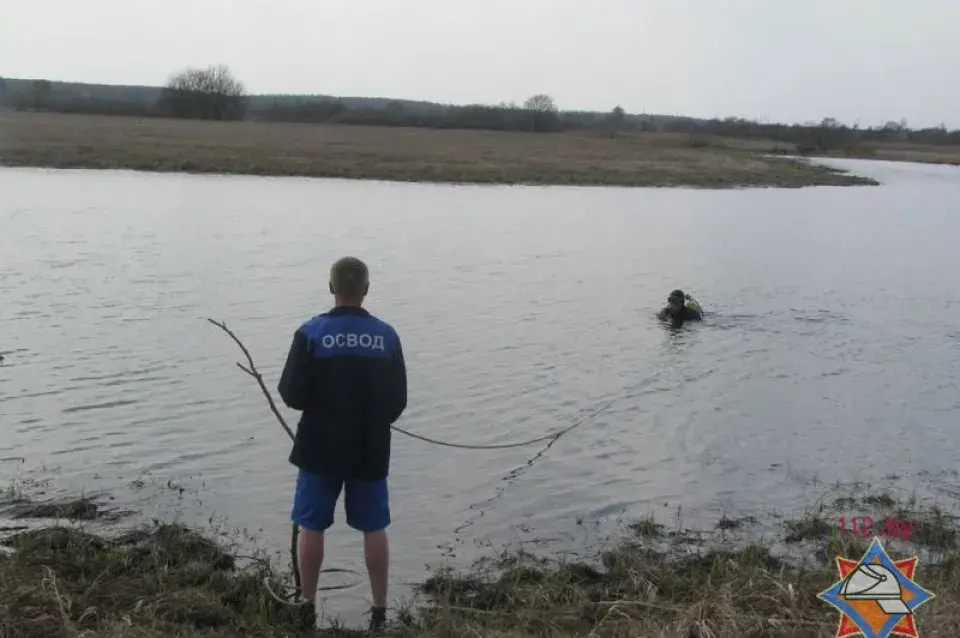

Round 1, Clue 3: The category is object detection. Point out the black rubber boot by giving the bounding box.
[369,605,387,632]
[295,600,316,630]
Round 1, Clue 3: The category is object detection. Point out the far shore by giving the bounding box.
[0,110,906,189]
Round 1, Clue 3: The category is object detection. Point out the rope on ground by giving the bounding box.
[237,552,365,602]
[261,567,365,606]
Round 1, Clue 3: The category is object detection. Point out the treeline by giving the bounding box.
[251,95,614,134]
[3,67,959,148]
[0,67,246,121]
[664,116,960,150]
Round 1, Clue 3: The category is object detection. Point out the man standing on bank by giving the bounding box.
[277,256,407,629]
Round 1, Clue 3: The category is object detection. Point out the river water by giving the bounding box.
[2,159,959,623]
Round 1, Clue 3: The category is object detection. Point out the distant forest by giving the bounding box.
[2,65,959,152]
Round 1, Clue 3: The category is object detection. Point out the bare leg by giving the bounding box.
[363,529,389,608]
[297,526,325,604]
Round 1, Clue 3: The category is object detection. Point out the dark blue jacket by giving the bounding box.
[277,306,407,481]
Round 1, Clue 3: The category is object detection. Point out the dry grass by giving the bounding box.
[0,111,882,188]
[2,485,959,637]
[0,524,316,638]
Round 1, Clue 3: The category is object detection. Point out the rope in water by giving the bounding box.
[391,423,555,449]
[206,317,619,599]
[206,317,607,451]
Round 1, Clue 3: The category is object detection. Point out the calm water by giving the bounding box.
[2,159,960,621]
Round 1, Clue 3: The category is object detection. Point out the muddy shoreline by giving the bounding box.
[2,483,957,637]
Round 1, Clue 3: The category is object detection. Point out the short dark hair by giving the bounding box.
[329,256,369,299]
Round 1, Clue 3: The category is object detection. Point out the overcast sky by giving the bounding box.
[2,0,957,128]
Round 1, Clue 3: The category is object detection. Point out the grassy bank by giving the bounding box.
[3,484,959,637]
[0,111,882,188]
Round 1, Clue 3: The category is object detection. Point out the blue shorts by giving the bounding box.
[291,470,390,533]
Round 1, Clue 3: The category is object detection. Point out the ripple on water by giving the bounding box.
[62,399,139,413]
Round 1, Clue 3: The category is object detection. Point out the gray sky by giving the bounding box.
[3,0,958,128]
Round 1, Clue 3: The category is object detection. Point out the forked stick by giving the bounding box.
[206,317,301,598]
[206,318,295,442]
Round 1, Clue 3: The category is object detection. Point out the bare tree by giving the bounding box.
[600,105,626,138]
[518,94,560,132]
[167,64,244,96]
[523,93,557,112]
[158,64,248,121]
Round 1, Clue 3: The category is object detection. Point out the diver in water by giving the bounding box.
[656,289,703,324]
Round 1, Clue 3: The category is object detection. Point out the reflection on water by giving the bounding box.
[2,160,960,622]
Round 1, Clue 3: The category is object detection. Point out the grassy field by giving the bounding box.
[3,483,959,637]
[0,111,889,188]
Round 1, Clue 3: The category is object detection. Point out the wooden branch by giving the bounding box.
[205,317,302,599]
[205,318,295,442]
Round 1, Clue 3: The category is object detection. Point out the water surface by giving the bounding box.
[2,159,959,621]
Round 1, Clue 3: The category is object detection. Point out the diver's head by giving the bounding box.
[668,289,685,311]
